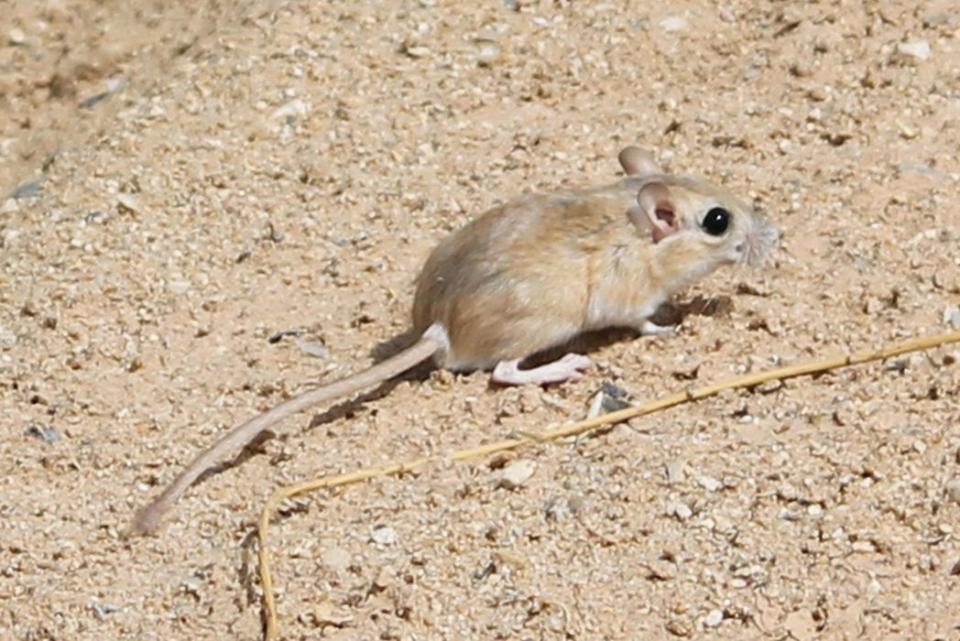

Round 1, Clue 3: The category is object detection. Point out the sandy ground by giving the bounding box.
[2,1,960,639]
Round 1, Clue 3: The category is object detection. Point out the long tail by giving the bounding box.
[131,330,443,534]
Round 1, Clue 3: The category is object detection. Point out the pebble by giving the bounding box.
[91,602,119,620]
[945,479,960,505]
[116,193,142,214]
[25,425,62,442]
[370,525,398,546]
[672,502,693,520]
[10,180,42,200]
[296,339,329,358]
[704,609,724,627]
[897,40,931,61]
[402,43,431,59]
[923,13,960,28]
[499,459,536,489]
[8,28,25,45]
[271,99,309,123]
[665,460,686,484]
[944,306,960,329]
[477,44,500,67]
[659,16,689,32]
[697,475,722,492]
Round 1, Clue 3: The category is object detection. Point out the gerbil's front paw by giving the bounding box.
[640,320,678,336]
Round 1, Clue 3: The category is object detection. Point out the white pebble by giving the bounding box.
[370,525,398,545]
[697,475,722,492]
[945,479,960,504]
[944,306,960,328]
[897,40,931,61]
[659,16,689,32]
[500,459,536,489]
[704,609,724,627]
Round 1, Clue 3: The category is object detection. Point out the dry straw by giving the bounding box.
[257,330,960,640]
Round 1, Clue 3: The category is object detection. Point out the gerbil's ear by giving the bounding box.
[627,181,677,243]
[618,146,662,176]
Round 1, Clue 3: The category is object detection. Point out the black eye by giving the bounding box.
[702,207,730,236]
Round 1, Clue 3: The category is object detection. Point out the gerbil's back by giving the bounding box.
[412,185,639,367]
[412,193,559,333]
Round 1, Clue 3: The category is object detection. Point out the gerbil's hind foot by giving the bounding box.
[640,320,678,336]
[491,353,592,386]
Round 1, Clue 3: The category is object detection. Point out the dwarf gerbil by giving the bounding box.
[132,145,777,533]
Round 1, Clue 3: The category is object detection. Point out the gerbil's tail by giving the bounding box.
[131,325,447,535]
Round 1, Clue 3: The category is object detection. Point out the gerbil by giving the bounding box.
[132,145,777,533]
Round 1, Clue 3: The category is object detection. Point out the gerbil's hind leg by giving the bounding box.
[491,353,592,386]
[640,320,677,336]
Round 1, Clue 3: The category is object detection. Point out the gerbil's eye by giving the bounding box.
[702,207,730,236]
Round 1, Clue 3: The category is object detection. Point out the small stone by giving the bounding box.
[704,609,724,627]
[944,306,960,328]
[665,460,686,484]
[477,44,500,67]
[643,559,676,581]
[116,193,142,214]
[296,340,328,358]
[851,540,875,553]
[697,475,721,492]
[370,525,398,546]
[8,28,25,45]
[402,42,431,59]
[271,99,309,123]
[945,479,960,505]
[779,508,802,521]
[307,601,353,628]
[10,180,42,200]
[659,16,689,32]
[807,504,823,517]
[923,13,960,28]
[91,602,119,620]
[25,425,62,442]
[268,327,305,344]
[665,618,693,637]
[939,523,953,535]
[500,459,536,489]
[545,495,581,521]
[897,40,931,61]
[180,576,203,598]
[672,502,693,520]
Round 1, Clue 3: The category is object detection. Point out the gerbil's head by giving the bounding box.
[623,164,777,282]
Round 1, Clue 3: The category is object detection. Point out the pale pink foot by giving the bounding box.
[491,353,592,386]
[640,320,677,336]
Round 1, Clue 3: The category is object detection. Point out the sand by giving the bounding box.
[2,1,959,639]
